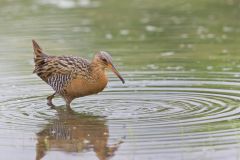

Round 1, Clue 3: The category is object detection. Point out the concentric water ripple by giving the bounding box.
[1,72,240,159]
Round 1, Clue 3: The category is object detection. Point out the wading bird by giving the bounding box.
[32,40,125,109]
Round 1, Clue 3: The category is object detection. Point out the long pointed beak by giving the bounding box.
[109,63,125,84]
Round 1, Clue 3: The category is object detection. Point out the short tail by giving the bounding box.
[32,39,48,58]
[32,40,48,73]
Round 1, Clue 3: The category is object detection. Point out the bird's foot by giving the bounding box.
[47,101,56,108]
[47,93,56,108]
[66,107,74,113]
[47,97,56,108]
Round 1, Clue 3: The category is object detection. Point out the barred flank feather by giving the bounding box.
[48,74,72,93]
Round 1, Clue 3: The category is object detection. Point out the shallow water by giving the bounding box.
[0,0,240,160]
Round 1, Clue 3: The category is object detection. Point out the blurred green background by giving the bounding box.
[0,0,239,74]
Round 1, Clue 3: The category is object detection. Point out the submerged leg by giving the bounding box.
[64,96,73,111]
[66,100,72,110]
[47,92,56,107]
[66,102,73,113]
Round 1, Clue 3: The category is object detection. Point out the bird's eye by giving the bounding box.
[102,58,107,63]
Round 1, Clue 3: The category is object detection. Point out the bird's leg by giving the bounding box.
[64,96,73,110]
[47,92,56,107]
[66,102,71,109]
[66,100,73,111]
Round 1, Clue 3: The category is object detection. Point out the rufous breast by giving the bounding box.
[65,72,108,98]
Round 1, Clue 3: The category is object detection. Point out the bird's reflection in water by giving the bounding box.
[36,107,123,160]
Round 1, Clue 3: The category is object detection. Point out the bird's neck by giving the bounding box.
[90,61,107,80]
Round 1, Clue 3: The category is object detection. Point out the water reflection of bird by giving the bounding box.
[32,40,125,109]
[36,107,123,160]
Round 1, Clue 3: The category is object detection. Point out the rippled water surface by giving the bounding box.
[0,0,240,160]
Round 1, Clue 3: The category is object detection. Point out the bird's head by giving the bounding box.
[94,51,125,84]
